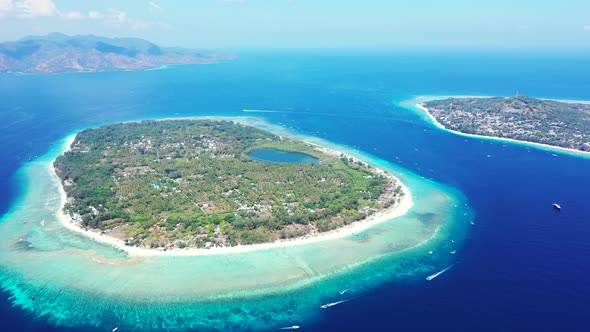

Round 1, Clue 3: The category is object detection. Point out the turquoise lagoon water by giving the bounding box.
[247,148,319,164]
[0,117,470,331]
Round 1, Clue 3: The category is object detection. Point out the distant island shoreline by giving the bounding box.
[3,62,215,76]
[52,118,413,257]
[407,95,590,158]
[0,33,235,74]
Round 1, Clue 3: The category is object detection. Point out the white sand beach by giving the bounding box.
[412,96,590,158]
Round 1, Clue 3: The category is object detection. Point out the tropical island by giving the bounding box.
[0,33,234,74]
[420,96,590,152]
[53,120,406,251]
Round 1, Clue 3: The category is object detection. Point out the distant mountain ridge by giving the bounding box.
[0,33,234,74]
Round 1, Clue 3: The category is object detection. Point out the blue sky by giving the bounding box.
[0,0,589,50]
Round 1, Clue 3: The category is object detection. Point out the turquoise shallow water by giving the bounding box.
[0,117,470,331]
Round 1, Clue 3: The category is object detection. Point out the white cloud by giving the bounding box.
[0,0,13,16]
[15,0,58,17]
[61,10,82,20]
[148,1,161,11]
[0,1,171,31]
[106,8,128,25]
[1,0,82,19]
[88,10,102,20]
[104,8,167,30]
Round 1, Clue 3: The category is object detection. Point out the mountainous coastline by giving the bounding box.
[0,33,234,74]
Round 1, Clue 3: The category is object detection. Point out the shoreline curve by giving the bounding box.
[403,95,590,159]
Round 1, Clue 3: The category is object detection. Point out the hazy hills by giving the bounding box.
[0,33,234,74]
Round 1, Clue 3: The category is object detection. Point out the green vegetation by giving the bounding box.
[54,120,403,249]
[423,96,590,151]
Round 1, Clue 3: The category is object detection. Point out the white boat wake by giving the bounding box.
[426,264,455,281]
[320,299,350,309]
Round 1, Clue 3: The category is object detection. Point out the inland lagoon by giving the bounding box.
[247,148,319,164]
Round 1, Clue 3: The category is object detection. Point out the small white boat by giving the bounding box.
[470,221,475,225]
[321,299,348,309]
[553,203,561,211]
[426,264,455,281]
[278,326,300,330]
[429,251,433,255]
[112,328,119,332]
[339,289,349,295]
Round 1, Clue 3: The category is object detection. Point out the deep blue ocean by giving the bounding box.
[1,52,590,331]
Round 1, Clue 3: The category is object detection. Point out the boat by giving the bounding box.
[429,251,433,255]
[450,250,457,255]
[470,221,475,225]
[339,289,349,295]
[553,203,561,211]
[320,299,348,309]
[112,328,119,332]
[40,219,45,227]
[426,264,455,281]
[278,326,300,330]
